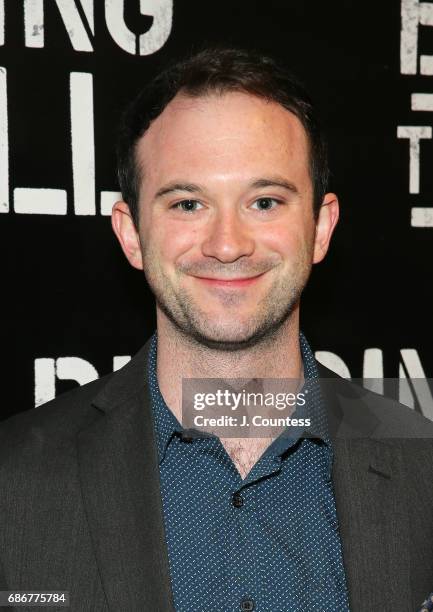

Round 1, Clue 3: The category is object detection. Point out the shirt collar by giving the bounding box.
[148,331,331,465]
[299,330,331,445]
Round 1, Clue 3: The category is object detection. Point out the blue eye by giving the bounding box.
[251,197,280,211]
[172,199,203,212]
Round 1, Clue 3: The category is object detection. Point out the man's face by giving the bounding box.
[114,91,338,350]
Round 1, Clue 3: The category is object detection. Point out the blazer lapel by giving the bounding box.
[332,437,411,611]
[76,341,175,612]
[318,366,411,611]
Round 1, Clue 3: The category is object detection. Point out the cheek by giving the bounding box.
[260,224,303,256]
[259,218,316,267]
[143,215,198,264]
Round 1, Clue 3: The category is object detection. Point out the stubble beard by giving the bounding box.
[141,243,313,352]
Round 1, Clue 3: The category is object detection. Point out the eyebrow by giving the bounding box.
[152,176,299,201]
[153,182,204,200]
[249,177,299,195]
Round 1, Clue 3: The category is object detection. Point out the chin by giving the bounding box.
[196,315,253,338]
[157,291,295,351]
[185,320,277,352]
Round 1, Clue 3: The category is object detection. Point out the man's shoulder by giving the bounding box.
[0,339,152,468]
[358,383,433,438]
[318,363,433,439]
[0,373,114,461]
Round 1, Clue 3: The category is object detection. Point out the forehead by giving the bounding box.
[135,91,311,190]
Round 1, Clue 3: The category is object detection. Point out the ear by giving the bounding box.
[313,193,339,264]
[111,201,144,270]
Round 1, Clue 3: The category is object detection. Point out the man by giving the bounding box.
[1,48,433,612]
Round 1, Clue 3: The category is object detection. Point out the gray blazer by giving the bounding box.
[1,338,433,611]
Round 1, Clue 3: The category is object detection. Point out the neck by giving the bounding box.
[155,306,303,421]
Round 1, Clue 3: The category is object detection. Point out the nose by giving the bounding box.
[201,207,255,263]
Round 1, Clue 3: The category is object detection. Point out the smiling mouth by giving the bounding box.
[192,272,266,288]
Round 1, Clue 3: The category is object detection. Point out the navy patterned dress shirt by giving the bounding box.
[147,331,350,612]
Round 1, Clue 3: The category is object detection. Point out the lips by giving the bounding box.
[192,272,265,288]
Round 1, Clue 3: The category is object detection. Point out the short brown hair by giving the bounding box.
[117,47,329,227]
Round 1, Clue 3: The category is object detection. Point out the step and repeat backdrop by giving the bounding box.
[0,1,432,421]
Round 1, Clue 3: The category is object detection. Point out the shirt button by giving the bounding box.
[232,492,244,508]
[240,597,255,611]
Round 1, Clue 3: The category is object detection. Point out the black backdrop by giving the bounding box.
[1,1,432,421]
